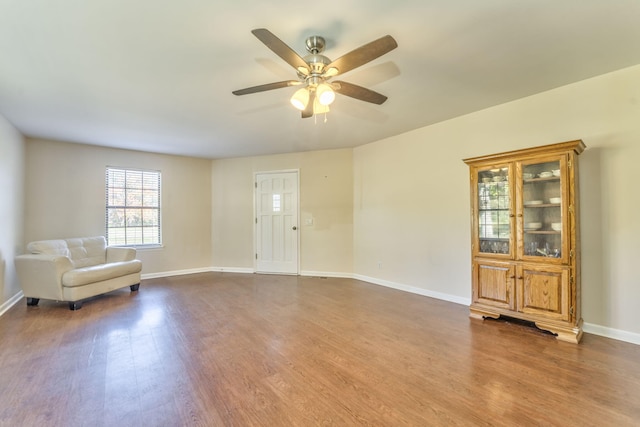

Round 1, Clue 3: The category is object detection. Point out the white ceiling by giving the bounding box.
[1,1,640,159]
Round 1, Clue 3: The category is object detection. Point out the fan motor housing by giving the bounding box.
[303,53,331,74]
[301,36,331,77]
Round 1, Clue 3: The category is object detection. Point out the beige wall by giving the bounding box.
[354,64,640,336]
[24,139,212,275]
[211,149,353,275]
[7,65,640,341]
[0,114,25,311]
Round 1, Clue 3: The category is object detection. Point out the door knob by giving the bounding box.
[292,226,297,230]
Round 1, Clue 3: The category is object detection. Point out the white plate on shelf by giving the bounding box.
[524,200,543,206]
[549,197,561,204]
[539,172,553,178]
[525,222,542,230]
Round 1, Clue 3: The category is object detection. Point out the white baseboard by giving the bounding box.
[210,267,255,274]
[353,274,472,306]
[141,267,214,280]
[300,270,353,279]
[583,322,640,345]
[142,266,255,280]
[0,290,24,316]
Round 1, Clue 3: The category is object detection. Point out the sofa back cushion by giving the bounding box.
[27,236,107,268]
[65,237,107,268]
[27,239,70,257]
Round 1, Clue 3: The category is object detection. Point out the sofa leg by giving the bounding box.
[26,298,40,306]
[69,301,83,310]
[130,283,140,292]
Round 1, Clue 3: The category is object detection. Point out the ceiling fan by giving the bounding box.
[232,28,398,118]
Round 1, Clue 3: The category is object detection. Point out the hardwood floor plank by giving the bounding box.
[1,272,639,426]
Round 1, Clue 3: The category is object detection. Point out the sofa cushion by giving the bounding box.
[62,260,142,287]
[27,239,70,257]
[65,237,107,268]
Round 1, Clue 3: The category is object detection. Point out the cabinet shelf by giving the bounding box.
[524,177,560,183]
[524,203,560,208]
[524,230,561,235]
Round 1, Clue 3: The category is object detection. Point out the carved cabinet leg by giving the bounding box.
[26,298,40,306]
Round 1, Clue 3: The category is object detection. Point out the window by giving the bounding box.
[105,167,161,246]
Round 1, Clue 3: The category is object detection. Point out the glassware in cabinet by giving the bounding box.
[521,159,564,260]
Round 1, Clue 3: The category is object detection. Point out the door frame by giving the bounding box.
[253,169,300,274]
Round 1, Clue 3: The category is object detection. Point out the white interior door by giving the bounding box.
[255,171,299,274]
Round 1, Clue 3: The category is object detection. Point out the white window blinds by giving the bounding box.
[105,167,161,246]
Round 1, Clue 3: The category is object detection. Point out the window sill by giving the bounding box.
[109,244,164,251]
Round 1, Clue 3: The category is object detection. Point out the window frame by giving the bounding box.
[105,166,162,248]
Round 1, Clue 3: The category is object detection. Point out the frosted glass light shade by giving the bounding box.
[290,88,309,110]
[316,83,335,106]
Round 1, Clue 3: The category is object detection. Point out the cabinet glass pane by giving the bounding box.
[477,168,510,254]
[522,160,562,258]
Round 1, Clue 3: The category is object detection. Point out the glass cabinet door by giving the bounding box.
[476,166,512,255]
[521,158,564,260]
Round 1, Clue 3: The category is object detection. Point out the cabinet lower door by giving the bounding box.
[473,261,515,310]
[517,264,570,322]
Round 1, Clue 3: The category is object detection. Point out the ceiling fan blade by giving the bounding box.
[324,35,397,77]
[252,28,311,75]
[333,81,388,105]
[301,90,315,118]
[232,80,302,96]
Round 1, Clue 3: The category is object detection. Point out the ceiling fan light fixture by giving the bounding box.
[233,29,398,119]
[290,88,309,110]
[316,83,335,106]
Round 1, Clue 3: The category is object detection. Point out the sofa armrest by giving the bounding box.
[106,246,137,263]
[14,254,74,300]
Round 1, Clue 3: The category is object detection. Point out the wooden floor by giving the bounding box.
[1,273,639,426]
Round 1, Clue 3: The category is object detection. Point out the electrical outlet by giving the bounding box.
[378,262,382,269]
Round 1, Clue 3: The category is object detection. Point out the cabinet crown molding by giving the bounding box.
[463,140,585,166]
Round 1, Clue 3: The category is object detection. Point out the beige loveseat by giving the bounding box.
[15,236,142,310]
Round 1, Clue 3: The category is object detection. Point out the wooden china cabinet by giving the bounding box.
[463,140,585,343]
